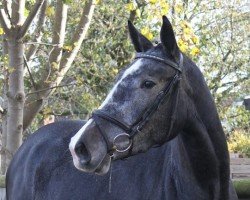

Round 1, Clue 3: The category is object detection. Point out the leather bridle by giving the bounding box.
[91,52,183,156]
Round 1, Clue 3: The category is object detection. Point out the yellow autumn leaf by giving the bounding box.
[46,6,55,17]
[94,0,101,4]
[126,3,136,11]
[160,3,170,15]
[51,62,59,70]
[183,27,192,35]
[136,9,141,18]
[179,44,188,52]
[141,27,149,35]
[0,28,4,35]
[112,68,118,74]
[149,0,157,4]
[178,39,188,52]
[141,27,154,40]
[190,47,200,56]
[175,4,183,13]
[180,20,190,28]
[227,130,250,156]
[43,107,52,116]
[147,14,154,21]
[177,39,184,46]
[63,45,73,51]
[191,35,199,45]
[146,32,154,40]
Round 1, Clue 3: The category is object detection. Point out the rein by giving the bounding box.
[92,53,183,156]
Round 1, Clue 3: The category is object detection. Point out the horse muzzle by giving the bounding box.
[69,119,111,175]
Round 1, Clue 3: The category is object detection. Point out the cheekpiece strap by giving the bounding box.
[135,52,182,73]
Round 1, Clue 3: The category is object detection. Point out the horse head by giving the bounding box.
[69,16,193,175]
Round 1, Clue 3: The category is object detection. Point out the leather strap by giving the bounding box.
[135,53,182,72]
[91,52,183,154]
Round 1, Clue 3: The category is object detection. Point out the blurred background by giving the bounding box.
[0,0,249,173]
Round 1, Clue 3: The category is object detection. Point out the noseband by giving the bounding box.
[92,52,183,156]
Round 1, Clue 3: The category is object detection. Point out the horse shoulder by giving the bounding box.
[6,120,85,200]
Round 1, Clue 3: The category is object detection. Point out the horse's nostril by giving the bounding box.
[74,142,91,165]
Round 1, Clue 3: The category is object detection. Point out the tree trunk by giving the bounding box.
[0,35,9,174]
[0,0,44,172]
[5,39,25,167]
[0,0,95,173]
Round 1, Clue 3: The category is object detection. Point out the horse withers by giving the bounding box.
[7,16,238,200]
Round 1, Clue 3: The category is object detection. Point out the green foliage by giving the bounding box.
[39,0,134,122]
[62,0,73,5]
[14,0,248,144]
[233,179,250,198]
[0,175,5,188]
[228,129,250,157]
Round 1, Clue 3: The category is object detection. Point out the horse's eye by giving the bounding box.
[141,80,156,89]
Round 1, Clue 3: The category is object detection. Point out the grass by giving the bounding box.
[233,179,250,198]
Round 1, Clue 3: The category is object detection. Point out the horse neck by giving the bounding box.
[180,60,230,199]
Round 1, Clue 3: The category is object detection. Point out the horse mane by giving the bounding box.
[182,55,230,199]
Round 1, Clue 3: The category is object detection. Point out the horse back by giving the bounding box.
[6,120,85,200]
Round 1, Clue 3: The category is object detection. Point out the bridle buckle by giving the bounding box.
[113,133,132,153]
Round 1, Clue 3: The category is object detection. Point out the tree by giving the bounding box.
[1,0,248,173]
[32,0,249,137]
[0,0,95,173]
[123,0,249,135]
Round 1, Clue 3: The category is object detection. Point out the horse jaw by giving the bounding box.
[95,154,111,175]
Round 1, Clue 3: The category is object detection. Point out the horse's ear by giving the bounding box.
[128,20,153,52]
[160,16,180,62]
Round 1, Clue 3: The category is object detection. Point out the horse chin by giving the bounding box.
[94,154,111,175]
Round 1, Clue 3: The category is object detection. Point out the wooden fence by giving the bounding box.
[230,158,250,180]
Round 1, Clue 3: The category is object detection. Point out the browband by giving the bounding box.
[135,52,183,72]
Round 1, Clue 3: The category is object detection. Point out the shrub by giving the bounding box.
[227,129,250,157]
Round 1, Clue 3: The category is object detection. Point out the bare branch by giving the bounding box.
[23,0,95,131]
[48,0,68,65]
[0,106,3,114]
[26,83,76,96]
[18,0,45,39]
[25,42,60,46]
[26,0,47,61]
[222,49,231,62]
[11,0,25,26]
[58,0,95,83]
[23,54,37,90]
[188,1,201,20]
[23,99,43,131]
[3,0,12,25]
[0,9,11,35]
